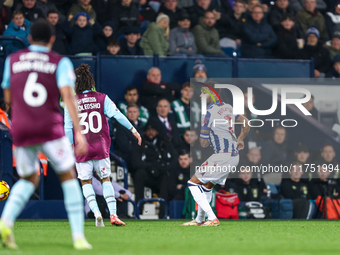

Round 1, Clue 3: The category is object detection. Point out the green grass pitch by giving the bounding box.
[1,220,340,255]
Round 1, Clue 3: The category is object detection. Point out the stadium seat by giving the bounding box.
[118,34,125,41]
[315,100,339,129]
[263,199,293,219]
[221,47,236,57]
[169,200,185,219]
[266,183,278,196]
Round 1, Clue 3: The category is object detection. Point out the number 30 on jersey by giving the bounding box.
[79,112,102,134]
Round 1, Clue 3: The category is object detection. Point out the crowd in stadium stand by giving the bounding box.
[1,0,340,218]
[2,0,340,77]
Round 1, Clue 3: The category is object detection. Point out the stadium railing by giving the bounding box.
[136,198,169,219]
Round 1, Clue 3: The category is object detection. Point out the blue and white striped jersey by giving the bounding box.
[201,102,239,155]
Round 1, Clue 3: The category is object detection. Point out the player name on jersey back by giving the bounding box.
[9,48,64,146]
[13,53,57,74]
[77,97,101,111]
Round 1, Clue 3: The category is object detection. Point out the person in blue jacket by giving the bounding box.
[3,10,31,54]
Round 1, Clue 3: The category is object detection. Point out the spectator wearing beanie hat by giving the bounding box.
[324,31,340,60]
[193,59,207,79]
[141,13,170,56]
[62,12,102,55]
[326,54,340,78]
[169,12,197,56]
[301,26,331,78]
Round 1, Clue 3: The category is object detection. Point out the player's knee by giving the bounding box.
[101,176,110,184]
[23,173,40,187]
[81,179,92,185]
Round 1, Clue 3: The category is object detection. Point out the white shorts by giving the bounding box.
[196,153,239,185]
[76,157,111,180]
[14,136,75,177]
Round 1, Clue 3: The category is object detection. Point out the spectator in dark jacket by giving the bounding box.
[281,162,309,199]
[186,0,215,28]
[274,13,304,59]
[17,0,44,21]
[234,167,267,201]
[131,119,178,209]
[301,26,332,78]
[217,0,246,50]
[167,150,191,201]
[140,67,180,114]
[326,54,340,78]
[119,26,144,55]
[268,0,297,33]
[149,99,181,148]
[3,10,30,54]
[308,165,340,200]
[325,2,340,39]
[158,0,182,29]
[281,162,312,219]
[260,126,288,167]
[0,1,11,35]
[212,0,232,33]
[63,12,102,55]
[314,144,339,179]
[95,21,116,53]
[114,104,144,165]
[301,95,318,120]
[91,0,115,25]
[46,9,68,55]
[111,0,140,36]
[36,0,65,22]
[101,38,122,55]
[169,12,197,56]
[241,4,277,58]
[138,0,157,22]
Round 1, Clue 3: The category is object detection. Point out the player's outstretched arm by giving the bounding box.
[130,127,142,146]
[60,86,88,156]
[104,95,142,146]
[3,89,11,106]
[235,115,250,150]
